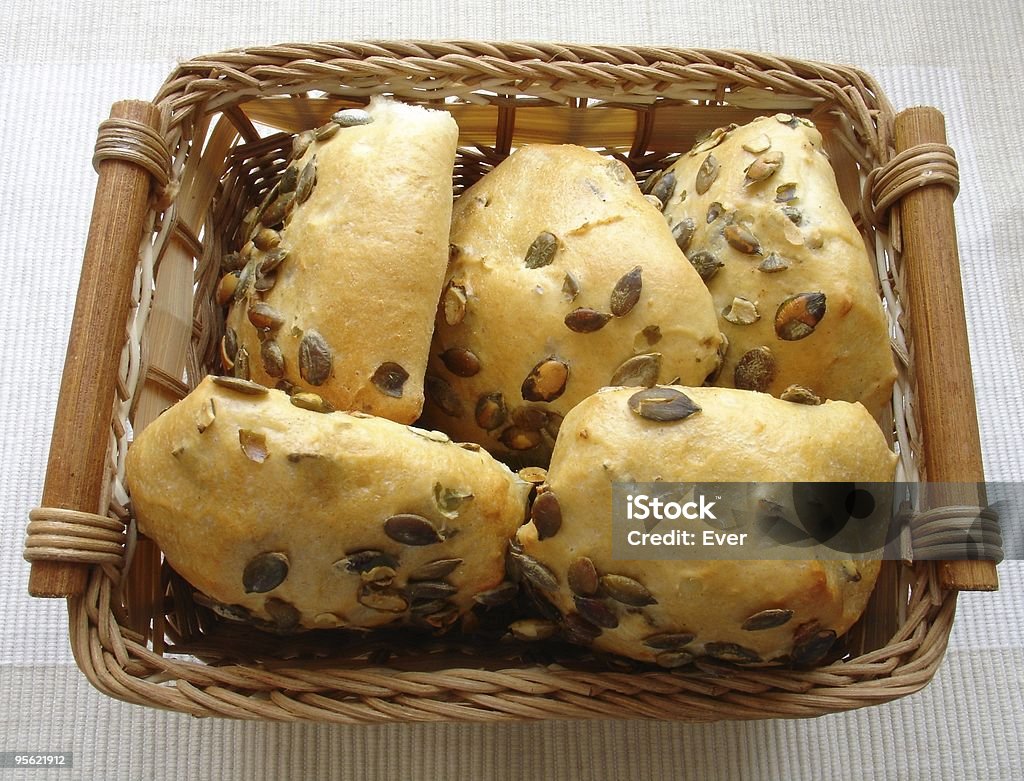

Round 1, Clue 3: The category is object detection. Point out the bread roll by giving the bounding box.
[419,144,722,462]
[223,97,459,423]
[515,385,896,666]
[125,376,530,633]
[657,115,896,418]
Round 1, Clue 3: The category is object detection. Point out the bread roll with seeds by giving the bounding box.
[657,115,896,418]
[125,376,530,633]
[420,144,722,462]
[515,385,896,667]
[223,97,459,423]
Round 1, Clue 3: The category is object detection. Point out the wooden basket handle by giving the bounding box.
[893,107,998,591]
[26,100,166,598]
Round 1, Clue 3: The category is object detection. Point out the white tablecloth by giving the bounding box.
[3,1,1022,779]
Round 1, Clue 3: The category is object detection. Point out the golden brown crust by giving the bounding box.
[227,97,459,423]
[516,386,896,665]
[125,377,530,632]
[661,115,896,419]
[420,144,722,462]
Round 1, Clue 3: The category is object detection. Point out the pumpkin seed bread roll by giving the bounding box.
[515,385,896,667]
[125,376,530,633]
[223,96,459,424]
[420,144,722,463]
[657,115,896,418]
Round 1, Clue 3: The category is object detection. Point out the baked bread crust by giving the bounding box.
[515,385,897,666]
[125,376,530,632]
[660,115,896,418]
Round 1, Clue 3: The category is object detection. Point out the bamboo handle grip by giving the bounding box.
[895,107,998,591]
[28,100,161,598]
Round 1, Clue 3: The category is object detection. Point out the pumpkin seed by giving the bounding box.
[775,113,799,128]
[562,272,581,302]
[611,353,662,387]
[695,154,719,194]
[332,108,373,126]
[434,483,472,517]
[290,391,334,413]
[704,332,729,385]
[258,247,288,275]
[564,307,611,333]
[724,223,762,255]
[567,557,599,597]
[222,327,238,365]
[510,550,558,591]
[706,201,724,224]
[782,206,802,225]
[644,194,664,210]
[690,124,733,155]
[672,217,696,251]
[384,514,446,546]
[473,581,519,607]
[722,297,760,326]
[295,156,317,204]
[233,346,250,380]
[510,618,559,642]
[758,252,790,273]
[261,191,295,227]
[642,169,664,194]
[776,182,798,203]
[500,426,542,451]
[405,580,457,601]
[212,375,267,395]
[650,170,676,205]
[242,552,289,593]
[292,130,315,160]
[562,611,601,642]
[442,281,467,326]
[253,227,281,251]
[408,558,463,581]
[367,362,407,398]
[524,231,558,269]
[627,387,700,423]
[238,429,269,463]
[655,651,694,668]
[644,631,696,650]
[361,565,396,585]
[426,374,464,417]
[357,583,408,613]
[734,347,776,392]
[704,642,762,663]
[742,133,772,154]
[780,384,822,405]
[531,491,562,540]
[335,550,398,574]
[264,598,301,630]
[610,266,642,317]
[744,150,784,186]
[248,302,285,331]
[518,466,547,485]
[792,624,837,665]
[775,292,827,341]
[278,164,299,194]
[511,405,548,430]
[601,573,657,606]
[742,608,795,631]
[574,596,619,629]
[475,391,507,430]
[260,340,285,378]
[440,347,481,377]
[687,250,723,282]
[521,357,569,402]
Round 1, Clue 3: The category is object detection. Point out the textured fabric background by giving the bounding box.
[2,1,1022,779]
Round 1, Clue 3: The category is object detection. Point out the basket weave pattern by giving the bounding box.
[27,42,970,721]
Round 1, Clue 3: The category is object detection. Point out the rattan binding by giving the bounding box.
[25,41,991,721]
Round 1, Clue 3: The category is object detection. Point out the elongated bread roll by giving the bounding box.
[224,97,459,423]
[125,376,530,633]
[420,144,722,462]
[515,385,896,666]
[657,115,896,418]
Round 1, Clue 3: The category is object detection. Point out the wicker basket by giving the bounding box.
[24,42,999,722]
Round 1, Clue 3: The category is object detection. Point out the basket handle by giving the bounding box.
[26,100,165,598]
[892,107,998,591]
